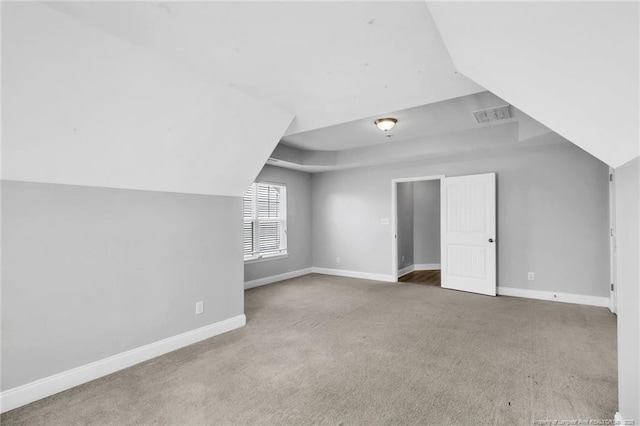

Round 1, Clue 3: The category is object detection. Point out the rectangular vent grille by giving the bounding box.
[473,105,512,124]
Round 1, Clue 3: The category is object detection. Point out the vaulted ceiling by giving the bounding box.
[2,2,293,196]
[428,1,639,168]
[2,1,637,195]
[45,1,483,135]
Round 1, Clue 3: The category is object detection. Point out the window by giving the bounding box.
[243,182,287,261]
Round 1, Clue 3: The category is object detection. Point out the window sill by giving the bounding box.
[244,253,289,264]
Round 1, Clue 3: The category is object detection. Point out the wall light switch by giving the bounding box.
[195,301,204,315]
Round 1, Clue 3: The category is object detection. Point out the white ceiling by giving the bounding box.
[268,127,565,174]
[268,89,558,173]
[2,2,293,196]
[47,1,484,135]
[428,1,639,168]
[281,91,547,152]
[3,1,637,193]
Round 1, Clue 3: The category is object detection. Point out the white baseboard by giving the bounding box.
[415,263,441,270]
[398,265,414,277]
[497,287,609,308]
[311,267,395,283]
[244,267,312,290]
[0,314,246,413]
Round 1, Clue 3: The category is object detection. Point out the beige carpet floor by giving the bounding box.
[1,274,617,425]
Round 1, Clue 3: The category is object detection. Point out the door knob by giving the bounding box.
[488,238,494,243]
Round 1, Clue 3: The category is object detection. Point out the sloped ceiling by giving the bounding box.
[5,1,635,193]
[1,2,293,196]
[3,1,489,195]
[428,1,639,168]
[45,1,483,135]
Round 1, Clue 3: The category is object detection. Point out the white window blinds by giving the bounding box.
[243,182,287,260]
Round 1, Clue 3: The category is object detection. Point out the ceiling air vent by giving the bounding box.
[472,105,512,124]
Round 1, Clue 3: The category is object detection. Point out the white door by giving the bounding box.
[441,173,496,296]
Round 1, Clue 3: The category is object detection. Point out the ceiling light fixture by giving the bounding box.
[374,117,397,132]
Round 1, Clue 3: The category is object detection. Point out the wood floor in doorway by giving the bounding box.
[399,269,440,286]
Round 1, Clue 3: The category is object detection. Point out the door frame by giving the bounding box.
[609,167,617,314]
[391,175,445,282]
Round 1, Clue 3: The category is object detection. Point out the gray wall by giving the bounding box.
[413,180,440,265]
[614,157,639,421]
[396,182,414,271]
[244,165,312,282]
[1,181,244,391]
[311,137,610,297]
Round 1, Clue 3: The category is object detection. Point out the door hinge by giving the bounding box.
[610,228,614,237]
[611,283,614,291]
[609,173,614,182]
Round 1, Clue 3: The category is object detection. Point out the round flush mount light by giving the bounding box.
[374,117,397,132]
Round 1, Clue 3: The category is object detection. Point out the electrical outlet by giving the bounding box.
[336,257,341,264]
[195,301,204,315]
[380,218,390,225]
[528,272,535,281]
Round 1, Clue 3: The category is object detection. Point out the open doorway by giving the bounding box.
[391,175,443,284]
[393,173,497,295]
